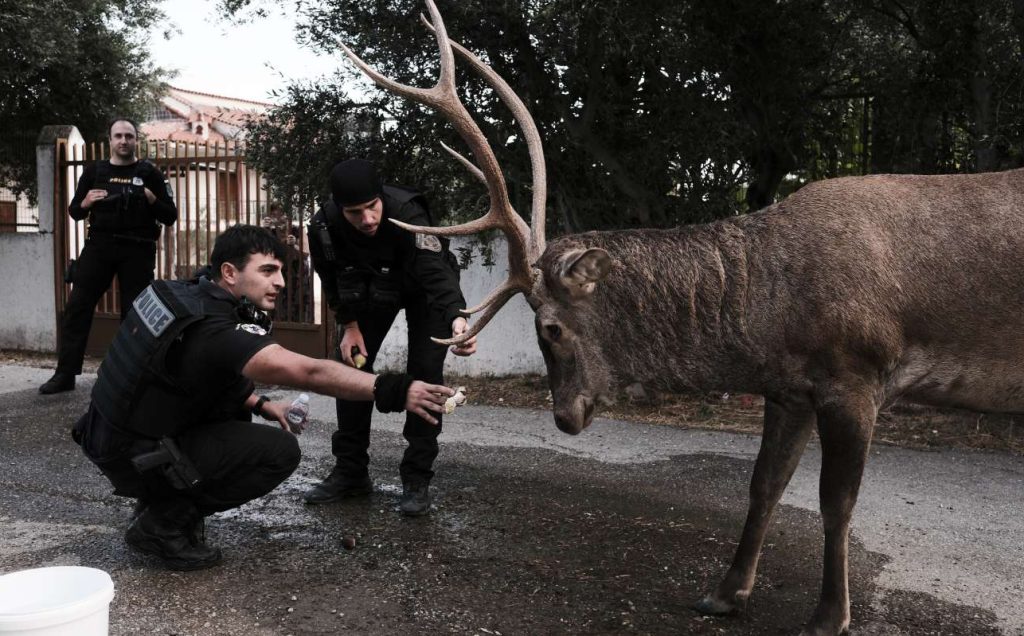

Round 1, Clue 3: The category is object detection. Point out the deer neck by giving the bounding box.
[588,222,768,395]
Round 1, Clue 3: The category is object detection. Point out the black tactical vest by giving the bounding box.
[90,279,204,437]
[88,160,160,236]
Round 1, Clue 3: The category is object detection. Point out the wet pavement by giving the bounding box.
[1,365,1022,635]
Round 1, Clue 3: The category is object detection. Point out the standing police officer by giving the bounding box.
[73,224,454,570]
[40,118,178,394]
[305,158,477,515]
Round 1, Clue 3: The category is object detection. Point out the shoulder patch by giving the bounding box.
[415,233,442,253]
[164,180,174,199]
[236,323,268,336]
[133,286,175,337]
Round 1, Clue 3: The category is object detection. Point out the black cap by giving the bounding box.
[330,159,383,207]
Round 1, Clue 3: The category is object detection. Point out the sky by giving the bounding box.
[146,0,342,103]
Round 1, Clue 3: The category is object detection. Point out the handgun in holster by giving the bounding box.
[130,437,203,490]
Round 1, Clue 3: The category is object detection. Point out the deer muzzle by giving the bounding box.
[554,395,595,435]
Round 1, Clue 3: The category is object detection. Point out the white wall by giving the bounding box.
[374,236,545,376]
[0,126,80,351]
[0,233,55,351]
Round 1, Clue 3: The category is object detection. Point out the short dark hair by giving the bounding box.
[107,117,139,138]
[210,224,287,280]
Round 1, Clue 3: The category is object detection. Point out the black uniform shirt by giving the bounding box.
[164,278,276,420]
[69,160,178,240]
[308,186,465,327]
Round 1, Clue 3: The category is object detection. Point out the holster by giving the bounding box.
[130,437,202,490]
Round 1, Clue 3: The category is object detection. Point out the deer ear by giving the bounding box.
[557,248,612,299]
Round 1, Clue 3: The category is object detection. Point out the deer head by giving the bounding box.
[339,0,615,434]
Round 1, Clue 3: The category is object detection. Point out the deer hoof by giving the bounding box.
[693,594,739,616]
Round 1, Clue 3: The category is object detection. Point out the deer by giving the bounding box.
[337,2,1024,634]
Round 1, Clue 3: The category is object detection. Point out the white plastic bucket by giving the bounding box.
[0,567,115,636]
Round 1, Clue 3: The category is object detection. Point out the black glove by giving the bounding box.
[374,373,414,413]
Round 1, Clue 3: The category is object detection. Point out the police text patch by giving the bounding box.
[415,233,442,253]
[133,286,174,337]
[237,323,268,336]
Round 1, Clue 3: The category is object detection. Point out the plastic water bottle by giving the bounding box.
[286,393,310,434]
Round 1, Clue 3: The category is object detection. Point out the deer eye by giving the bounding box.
[545,324,562,342]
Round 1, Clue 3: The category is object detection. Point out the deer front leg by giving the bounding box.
[696,399,815,615]
[802,390,876,636]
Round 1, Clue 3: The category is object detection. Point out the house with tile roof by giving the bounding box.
[140,86,273,144]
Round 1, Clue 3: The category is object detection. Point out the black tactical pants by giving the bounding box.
[57,236,156,375]
[74,404,300,516]
[332,295,449,485]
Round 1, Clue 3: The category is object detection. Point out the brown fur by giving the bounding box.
[531,168,1024,634]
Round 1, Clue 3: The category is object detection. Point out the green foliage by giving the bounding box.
[0,0,167,201]
[229,0,1024,235]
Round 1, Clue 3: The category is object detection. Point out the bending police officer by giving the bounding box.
[72,225,454,570]
[305,158,477,515]
[40,118,178,394]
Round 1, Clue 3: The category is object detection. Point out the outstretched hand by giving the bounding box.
[405,381,454,425]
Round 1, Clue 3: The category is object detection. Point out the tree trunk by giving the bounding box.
[745,145,791,211]
[967,2,999,172]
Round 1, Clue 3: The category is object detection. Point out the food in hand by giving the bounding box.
[350,346,367,369]
[444,386,468,414]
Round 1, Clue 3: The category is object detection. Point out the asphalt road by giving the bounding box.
[1,364,1021,635]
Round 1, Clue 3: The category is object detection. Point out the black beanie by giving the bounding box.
[330,159,383,207]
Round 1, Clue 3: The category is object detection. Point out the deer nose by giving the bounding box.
[554,412,581,435]
[553,395,595,435]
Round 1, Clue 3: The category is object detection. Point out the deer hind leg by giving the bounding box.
[801,389,877,636]
[696,399,815,615]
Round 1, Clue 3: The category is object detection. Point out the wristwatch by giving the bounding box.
[251,394,270,417]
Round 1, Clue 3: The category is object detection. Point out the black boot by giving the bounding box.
[130,499,148,523]
[303,468,373,505]
[399,481,431,517]
[125,499,222,571]
[39,372,75,394]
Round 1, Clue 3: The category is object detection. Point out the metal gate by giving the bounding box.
[53,135,330,359]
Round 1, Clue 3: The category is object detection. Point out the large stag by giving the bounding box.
[339,2,1024,634]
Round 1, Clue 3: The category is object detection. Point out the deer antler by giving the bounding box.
[338,0,546,345]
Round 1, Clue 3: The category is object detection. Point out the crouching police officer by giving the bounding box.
[304,159,476,515]
[72,224,455,571]
[41,118,178,394]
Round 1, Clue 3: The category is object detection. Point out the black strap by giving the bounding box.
[374,373,414,413]
[251,395,270,417]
